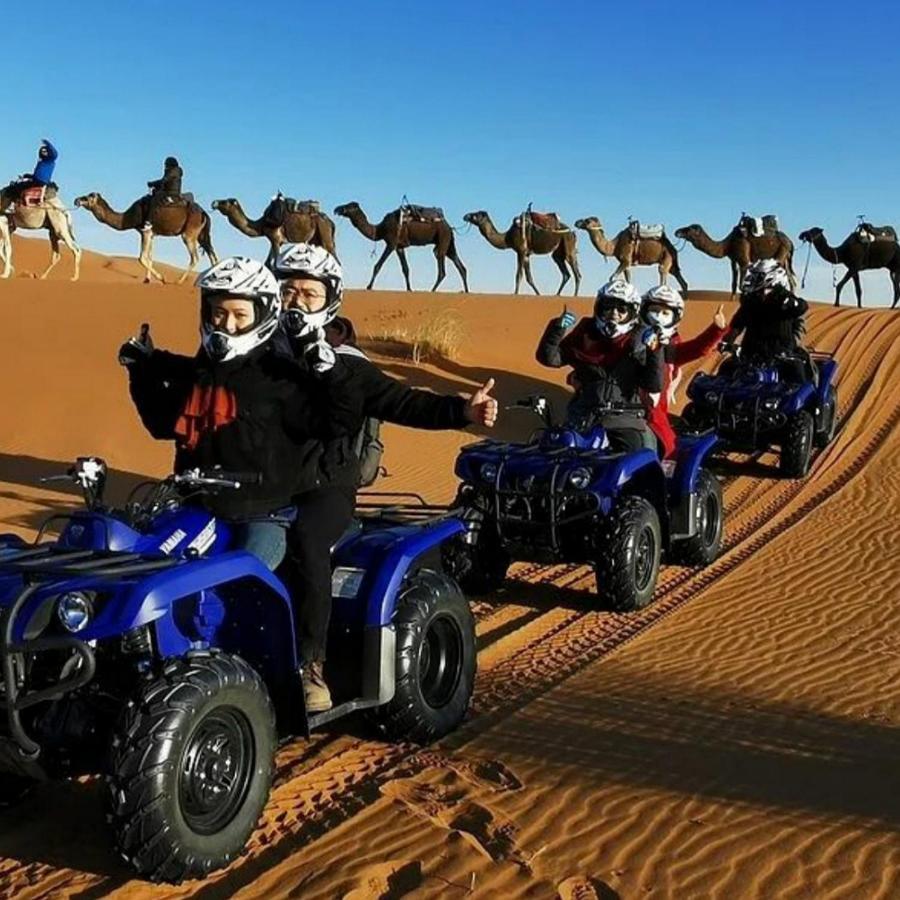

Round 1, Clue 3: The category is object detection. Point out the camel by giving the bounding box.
[574,217,687,292]
[674,223,797,296]
[334,202,468,292]
[0,186,81,280]
[463,210,580,296]
[74,192,217,283]
[799,227,900,308]
[212,197,338,266]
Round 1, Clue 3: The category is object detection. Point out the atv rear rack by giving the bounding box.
[354,491,453,524]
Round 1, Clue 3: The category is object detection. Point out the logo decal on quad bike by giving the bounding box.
[187,519,216,556]
[159,529,187,555]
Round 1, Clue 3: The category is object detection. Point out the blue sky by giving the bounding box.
[7,0,900,303]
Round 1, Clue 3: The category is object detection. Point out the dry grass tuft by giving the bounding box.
[365,308,465,364]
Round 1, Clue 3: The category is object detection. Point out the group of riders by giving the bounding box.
[7,141,810,711]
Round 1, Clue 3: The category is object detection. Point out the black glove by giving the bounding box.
[118,323,153,366]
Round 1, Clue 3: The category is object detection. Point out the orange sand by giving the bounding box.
[0,237,897,899]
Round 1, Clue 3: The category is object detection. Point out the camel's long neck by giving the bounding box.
[93,202,129,231]
[478,217,508,250]
[348,211,378,241]
[691,229,728,258]
[812,233,840,264]
[227,205,263,237]
[588,229,615,256]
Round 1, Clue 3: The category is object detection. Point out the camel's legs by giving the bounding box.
[522,255,540,295]
[367,245,393,290]
[658,260,670,287]
[431,249,446,292]
[551,245,570,296]
[0,218,12,278]
[514,254,524,295]
[891,270,900,310]
[448,248,469,292]
[396,247,412,292]
[852,271,863,308]
[730,261,739,297]
[178,234,201,284]
[611,262,631,283]
[59,230,82,282]
[569,252,581,296]
[139,232,165,283]
[39,230,62,280]
[671,258,689,293]
[833,270,852,306]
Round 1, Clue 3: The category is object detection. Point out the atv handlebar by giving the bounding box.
[171,469,262,490]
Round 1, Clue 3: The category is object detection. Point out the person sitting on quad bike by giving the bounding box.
[536,278,665,453]
[142,155,184,231]
[640,285,728,457]
[4,139,58,209]
[272,242,498,712]
[722,259,811,383]
[119,255,362,704]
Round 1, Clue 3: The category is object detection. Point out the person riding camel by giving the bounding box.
[639,285,728,457]
[537,278,665,453]
[4,140,58,210]
[142,155,184,231]
[721,259,810,382]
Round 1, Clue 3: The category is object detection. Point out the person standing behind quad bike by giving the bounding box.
[721,259,811,383]
[639,285,728,458]
[142,155,184,231]
[537,278,665,453]
[119,256,361,684]
[271,242,499,713]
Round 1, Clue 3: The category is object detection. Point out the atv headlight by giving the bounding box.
[480,462,498,483]
[705,391,720,403]
[332,567,365,599]
[57,591,93,633]
[762,397,780,411]
[568,466,592,490]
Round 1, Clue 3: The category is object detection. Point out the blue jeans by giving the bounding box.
[231,521,287,571]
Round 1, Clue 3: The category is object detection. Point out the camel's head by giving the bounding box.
[798,227,822,244]
[674,224,701,241]
[212,198,238,213]
[574,217,602,231]
[463,211,488,226]
[74,192,102,210]
[334,202,360,218]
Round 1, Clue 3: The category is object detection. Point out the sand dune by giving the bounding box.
[0,258,898,899]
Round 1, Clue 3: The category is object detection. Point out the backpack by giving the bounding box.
[334,344,385,487]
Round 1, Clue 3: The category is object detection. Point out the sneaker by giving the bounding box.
[302,660,332,713]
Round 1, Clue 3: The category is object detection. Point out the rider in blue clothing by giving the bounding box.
[30,140,58,186]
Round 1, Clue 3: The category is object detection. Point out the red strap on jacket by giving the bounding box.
[174,384,238,451]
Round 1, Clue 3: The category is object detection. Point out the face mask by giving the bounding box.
[281,306,331,339]
[644,308,677,341]
[595,315,635,338]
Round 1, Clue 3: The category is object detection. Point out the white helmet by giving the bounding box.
[641,284,684,342]
[594,279,642,337]
[195,256,280,362]
[741,259,791,296]
[273,242,343,338]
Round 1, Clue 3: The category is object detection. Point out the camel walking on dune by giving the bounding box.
[799,227,900,308]
[0,186,81,280]
[212,196,338,267]
[675,222,796,296]
[464,209,580,296]
[74,192,217,283]
[334,202,468,292]
[575,217,687,291]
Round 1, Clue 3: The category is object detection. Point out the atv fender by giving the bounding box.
[593,449,660,501]
[783,383,816,415]
[670,433,718,498]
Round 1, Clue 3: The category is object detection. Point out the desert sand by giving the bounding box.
[0,236,898,899]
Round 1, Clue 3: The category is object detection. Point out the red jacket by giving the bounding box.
[647,322,727,458]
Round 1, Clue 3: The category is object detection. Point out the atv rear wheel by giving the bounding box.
[370,569,476,744]
[815,389,838,449]
[781,410,815,478]
[669,469,724,567]
[594,496,662,612]
[108,653,276,884]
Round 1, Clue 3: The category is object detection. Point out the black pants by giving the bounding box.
[282,486,356,664]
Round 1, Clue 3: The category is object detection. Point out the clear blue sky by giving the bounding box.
[7,0,900,303]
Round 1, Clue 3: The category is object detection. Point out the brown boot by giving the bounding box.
[302,660,332,713]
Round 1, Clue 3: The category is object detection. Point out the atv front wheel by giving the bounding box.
[781,410,815,478]
[370,569,476,744]
[815,389,838,449]
[669,469,724,567]
[594,496,662,612]
[108,653,276,883]
[449,508,509,594]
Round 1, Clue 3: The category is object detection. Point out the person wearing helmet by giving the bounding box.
[271,242,498,712]
[118,255,359,573]
[142,156,184,231]
[722,259,810,381]
[537,278,665,452]
[640,285,728,457]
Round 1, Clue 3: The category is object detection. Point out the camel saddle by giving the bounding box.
[627,220,664,241]
[855,222,897,244]
[400,203,444,224]
[739,214,779,237]
[263,195,320,228]
[527,209,563,231]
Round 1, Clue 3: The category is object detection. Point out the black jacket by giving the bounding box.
[127,342,360,518]
[728,291,807,359]
[148,164,183,197]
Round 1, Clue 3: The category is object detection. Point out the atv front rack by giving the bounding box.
[0,547,182,766]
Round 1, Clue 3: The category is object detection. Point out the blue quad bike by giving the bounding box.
[681,347,838,478]
[444,398,725,611]
[0,458,475,883]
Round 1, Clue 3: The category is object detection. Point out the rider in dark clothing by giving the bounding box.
[143,156,184,230]
[537,279,665,453]
[271,242,498,712]
[722,259,810,382]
